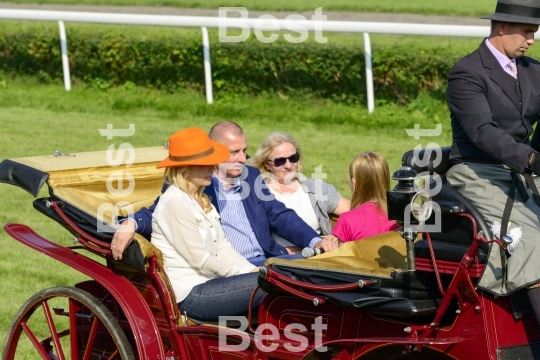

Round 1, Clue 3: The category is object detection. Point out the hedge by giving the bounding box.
[0,29,464,104]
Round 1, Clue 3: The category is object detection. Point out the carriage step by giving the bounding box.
[53,307,95,320]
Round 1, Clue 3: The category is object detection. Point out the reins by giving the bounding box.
[500,172,540,241]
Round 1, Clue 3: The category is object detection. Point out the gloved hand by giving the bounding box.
[531,152,540,176]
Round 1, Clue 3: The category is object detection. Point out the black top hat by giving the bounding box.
[480,0,540,25]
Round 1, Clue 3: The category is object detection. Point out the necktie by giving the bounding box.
[508,60,518,79]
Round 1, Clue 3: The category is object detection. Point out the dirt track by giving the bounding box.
[0,2,487,25]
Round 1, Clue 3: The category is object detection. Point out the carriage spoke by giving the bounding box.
[69,297,79,359]
[42,300,66,360]
[20,322,50,359]
[108,349,120,360]
[82,316,100,360]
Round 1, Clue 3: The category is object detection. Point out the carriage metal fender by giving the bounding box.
[3,223,166,360]
[300,336,465,359]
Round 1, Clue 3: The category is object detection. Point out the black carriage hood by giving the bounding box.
[0,159,49,197]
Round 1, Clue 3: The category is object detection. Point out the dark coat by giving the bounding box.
[132,165,319,257]
[447,40,540,173]
[446,40,540,295]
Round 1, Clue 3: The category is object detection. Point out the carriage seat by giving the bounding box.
[401,147,491,264]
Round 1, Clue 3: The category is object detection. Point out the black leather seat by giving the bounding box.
[33,197,149,272]
[401,148,491,264]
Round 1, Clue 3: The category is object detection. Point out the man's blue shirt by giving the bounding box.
[212,173,264,258]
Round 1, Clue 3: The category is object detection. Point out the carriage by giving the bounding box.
[1,144,539,359]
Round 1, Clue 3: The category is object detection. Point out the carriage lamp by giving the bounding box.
[387,166,433,272]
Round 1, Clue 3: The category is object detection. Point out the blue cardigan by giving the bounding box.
[130,166,319,257]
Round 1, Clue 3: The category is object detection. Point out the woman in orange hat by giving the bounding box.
[151,127,263,322]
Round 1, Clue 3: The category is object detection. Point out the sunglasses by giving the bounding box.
[267,152,300,167]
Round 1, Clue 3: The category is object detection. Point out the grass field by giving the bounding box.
[4,0,496,16]
[0,76,451,356]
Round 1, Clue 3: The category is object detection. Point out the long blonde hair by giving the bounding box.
[349,151,390,212]
[164,166,213,213]
[248,132,303,179]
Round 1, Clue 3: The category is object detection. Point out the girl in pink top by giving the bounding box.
[331,151,400,242]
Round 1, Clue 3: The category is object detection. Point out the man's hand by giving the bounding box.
[314,237,339,252]
[322,234,341,244]
[111,220,136,260]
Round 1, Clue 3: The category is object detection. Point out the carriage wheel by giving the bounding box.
[2,286,135,360]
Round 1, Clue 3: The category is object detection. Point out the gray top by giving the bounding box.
[298,177,342,236]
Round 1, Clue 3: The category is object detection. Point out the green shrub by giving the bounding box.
[0,29,464,104]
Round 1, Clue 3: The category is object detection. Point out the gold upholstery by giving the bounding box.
[265,231,408,277]
[11,146,168,265]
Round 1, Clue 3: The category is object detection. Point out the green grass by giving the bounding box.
[0,75,453,190]
[4,0,496,17]
[0,76,451,356]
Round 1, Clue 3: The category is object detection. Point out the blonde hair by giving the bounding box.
[349,151,390,212]
[164,166,213,213]
[248,132,303,179]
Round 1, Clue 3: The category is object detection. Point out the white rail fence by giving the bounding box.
[0,9,494,112]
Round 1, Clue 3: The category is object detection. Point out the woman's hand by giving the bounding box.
[111,220,135,260]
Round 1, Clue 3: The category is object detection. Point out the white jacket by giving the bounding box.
[151,185,255,302]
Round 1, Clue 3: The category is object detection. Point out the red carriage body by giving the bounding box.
[1,146,539,359]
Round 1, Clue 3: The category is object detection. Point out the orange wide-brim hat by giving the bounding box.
[157,127,230,168]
